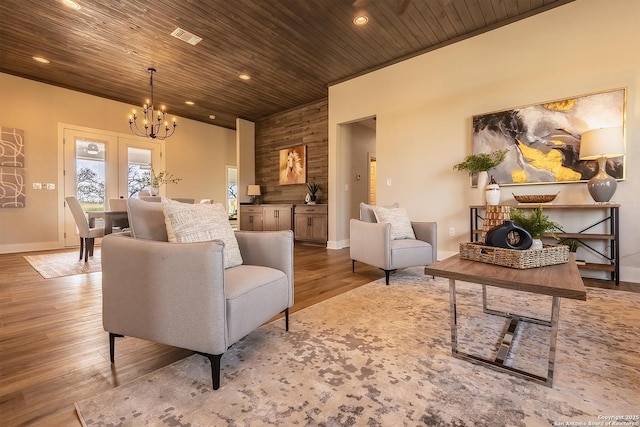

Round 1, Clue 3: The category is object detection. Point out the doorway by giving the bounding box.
[62,126,161,247]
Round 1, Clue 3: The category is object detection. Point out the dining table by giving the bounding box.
[87,210,129,235]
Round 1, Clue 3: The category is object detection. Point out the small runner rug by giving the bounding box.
[24,249,101,279]
[75,268,639,426]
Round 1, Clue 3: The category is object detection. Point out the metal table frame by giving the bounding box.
[449,280,560,387]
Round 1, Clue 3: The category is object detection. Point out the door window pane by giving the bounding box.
[76,139,105,213]
[127,147,152,197]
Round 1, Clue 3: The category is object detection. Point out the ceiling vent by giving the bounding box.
[170,28,202,46]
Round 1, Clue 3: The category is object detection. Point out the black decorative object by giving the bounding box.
[484,220,533,250]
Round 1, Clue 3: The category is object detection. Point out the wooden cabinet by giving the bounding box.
[470,204,620,284]
[263,205,293,231]
[239,206,263,231]
[294,204,328,244]
[240,205,293,231]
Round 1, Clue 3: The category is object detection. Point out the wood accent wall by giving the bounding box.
[255,98,328,204]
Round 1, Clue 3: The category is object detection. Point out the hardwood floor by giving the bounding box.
[0,245,637,426]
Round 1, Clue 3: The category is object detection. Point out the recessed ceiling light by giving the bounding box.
[61,0,81,10]
[239,73,251,81]
[185,101,195,105]
[32,56,50,64]
[353,15,369,26]
[209,115,216,120]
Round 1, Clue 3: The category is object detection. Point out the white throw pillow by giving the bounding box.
[372,206,416,240]
[161,198,243,268]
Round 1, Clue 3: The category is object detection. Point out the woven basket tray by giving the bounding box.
[459,242,569,269]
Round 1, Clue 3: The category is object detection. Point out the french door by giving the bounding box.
[63,127,161,247]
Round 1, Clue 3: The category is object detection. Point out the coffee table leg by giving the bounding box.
[450,283,561,387]
[449,279,458,355]
[547,296,561,387]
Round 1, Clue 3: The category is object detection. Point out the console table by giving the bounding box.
[470,204,620,284]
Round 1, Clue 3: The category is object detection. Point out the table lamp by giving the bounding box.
[247,184,261,205]
[579,127,624,203]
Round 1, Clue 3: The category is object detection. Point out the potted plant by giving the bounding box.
[453,149,508,175]
[510,206,560,249]
[306,182,321,204]
[453,149,508,204]
[147,169,181,195]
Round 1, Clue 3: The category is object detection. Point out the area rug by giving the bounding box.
[24,249,101,279]
[75,268,640,426]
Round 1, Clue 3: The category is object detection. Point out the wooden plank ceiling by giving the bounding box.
[0,0,573,130]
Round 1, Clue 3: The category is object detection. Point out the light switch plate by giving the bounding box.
[33,182,42,190]
[46,183,56,190]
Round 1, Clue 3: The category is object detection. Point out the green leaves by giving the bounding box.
[453,149,508,174]
[149,169,182,187]
[510,206,560,239]
[307,182,320,195]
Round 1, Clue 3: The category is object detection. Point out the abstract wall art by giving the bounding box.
[0,127,26,207]
[0,167,26,208]
[1,127,25,167]
[471,88,625,186]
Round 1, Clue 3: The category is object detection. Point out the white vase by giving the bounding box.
[476,171,488,204]
[531,238,543,250]
[485,183,501,205]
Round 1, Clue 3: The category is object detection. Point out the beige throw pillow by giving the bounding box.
[360,202,400,223]
[161,199,243,268]
[372,206,416,240]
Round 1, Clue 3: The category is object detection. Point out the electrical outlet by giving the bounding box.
[386,179,392,186]
[449,227,456,236]
[33,182,42,190]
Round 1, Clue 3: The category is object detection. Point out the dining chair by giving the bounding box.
[65,196,105,262]
[172,198,195,204]
[107,198,127,211]
[139,196,161,202]
[107,198,130,232]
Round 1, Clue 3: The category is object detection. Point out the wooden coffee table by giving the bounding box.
[424,254,586,387]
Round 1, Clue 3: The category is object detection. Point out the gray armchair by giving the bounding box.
[350,203,437,285]
[102,198,294,389]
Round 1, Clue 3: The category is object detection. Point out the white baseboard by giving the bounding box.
[327,239,349,250]
[0,241,63,254]
[620,266,640,284]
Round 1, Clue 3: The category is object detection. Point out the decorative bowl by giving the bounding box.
[512,193,559,204]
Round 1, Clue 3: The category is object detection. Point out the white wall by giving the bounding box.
[328,0,640,282]
[0,73,235,253]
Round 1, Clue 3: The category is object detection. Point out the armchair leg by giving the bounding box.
[109,333,124,363]
[202,353,223,390]
[383,269,392,285]
[283,307,289,331]
[352,260,355,272]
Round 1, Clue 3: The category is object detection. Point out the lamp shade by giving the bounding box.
[247,185,261,196]
[579,127,624,160]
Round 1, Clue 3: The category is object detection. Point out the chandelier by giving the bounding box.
[128,68,177,140]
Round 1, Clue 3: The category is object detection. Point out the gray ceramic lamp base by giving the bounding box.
[587,158,617,203]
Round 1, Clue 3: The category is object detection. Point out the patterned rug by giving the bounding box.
[74,268,640,426]
[24,249,101,279]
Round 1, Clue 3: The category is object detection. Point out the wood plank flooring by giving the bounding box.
[0,245,637,426]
